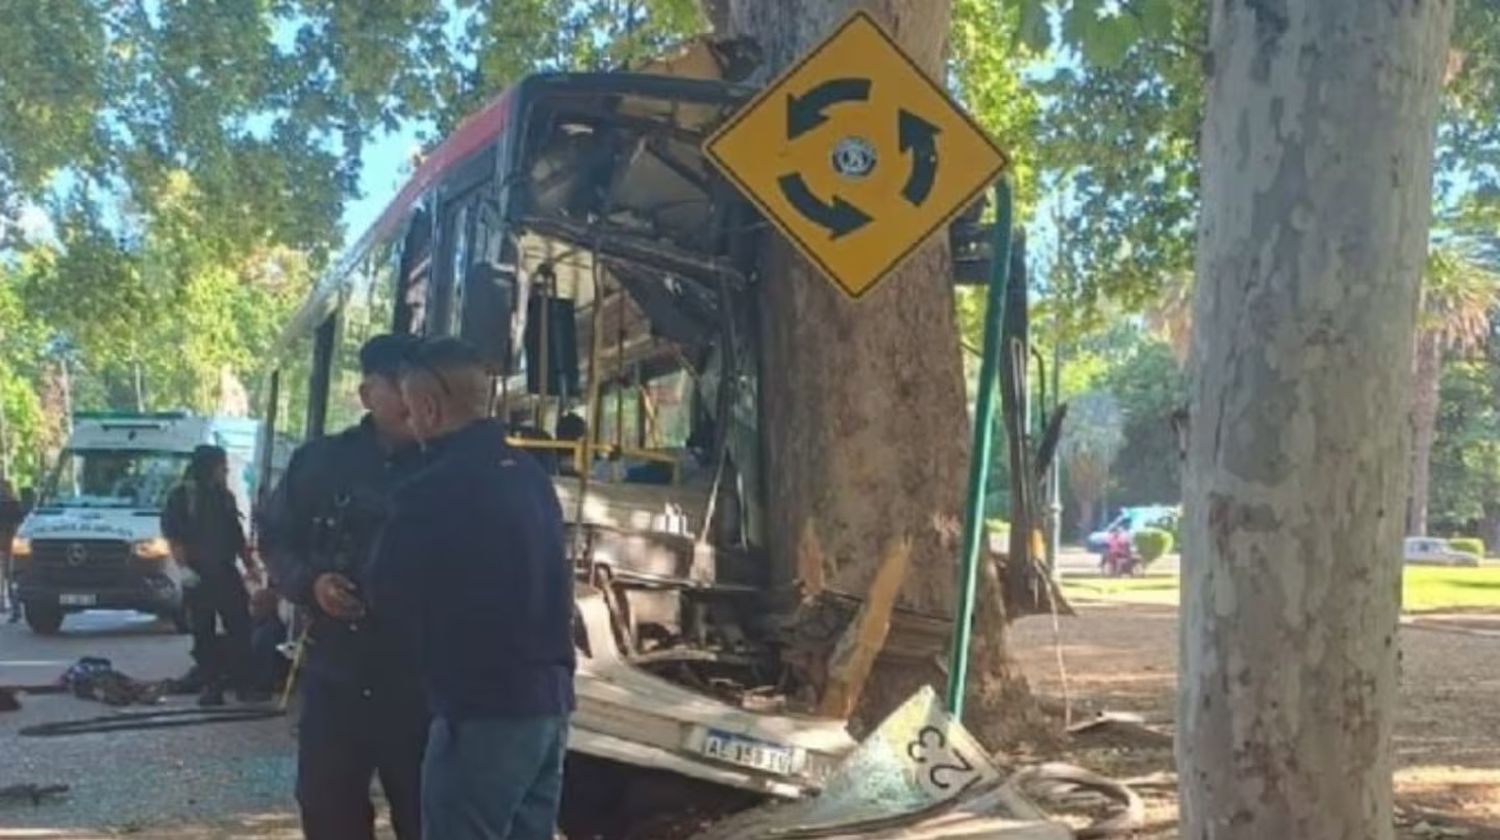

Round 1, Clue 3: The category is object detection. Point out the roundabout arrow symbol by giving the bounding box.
[777,173,872,239]
[786,78,872,139]
[898,109,940,206]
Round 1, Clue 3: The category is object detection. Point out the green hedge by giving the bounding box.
[1449,537,1485,557]
[1133,528,1174,563]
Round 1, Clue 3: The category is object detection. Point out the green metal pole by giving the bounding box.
[946,179,1014,719]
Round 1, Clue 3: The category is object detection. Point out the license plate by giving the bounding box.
[59,593,97,607]
[701,729,794,775]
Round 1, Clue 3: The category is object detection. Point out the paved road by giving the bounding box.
[0,610,300,837]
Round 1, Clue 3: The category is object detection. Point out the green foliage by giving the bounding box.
[1059,388,1122,530]
[1440,0,1500,218]
[1430,360,1500,536]
[1448,537,1485,557]
[0,1,108,193]
[1097,329,1185,507]
[1132,527,1173,563]
[1036,9,1205,321]
[1026,0,1498,327]
[448,0,703,131]
[0,1,702,477]
[1,264,51,485]
[0,170,311,478]
[951,0,1043,214]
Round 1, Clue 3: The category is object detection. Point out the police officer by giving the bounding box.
[259,334,427,840]
[161,445,263,706]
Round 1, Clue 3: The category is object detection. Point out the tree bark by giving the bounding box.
[716,0,1036,743]
[1181,2,1454,839]
[1407,329,1441,535]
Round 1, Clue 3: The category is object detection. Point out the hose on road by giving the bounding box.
[19,705,284,737]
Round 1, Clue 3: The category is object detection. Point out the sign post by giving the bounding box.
[945,181,1012,720]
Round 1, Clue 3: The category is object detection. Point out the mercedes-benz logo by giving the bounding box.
[67,543,88,567]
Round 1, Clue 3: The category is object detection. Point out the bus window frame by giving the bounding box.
[306,313,337,440]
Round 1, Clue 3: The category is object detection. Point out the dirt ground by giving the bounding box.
[1007,602,1500,839]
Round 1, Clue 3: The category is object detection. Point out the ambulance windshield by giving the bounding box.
[41,449,192,510]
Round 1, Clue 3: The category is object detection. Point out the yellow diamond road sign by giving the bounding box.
[704,11,1009,299]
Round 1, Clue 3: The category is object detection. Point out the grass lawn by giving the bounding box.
[1061,564,1500,613]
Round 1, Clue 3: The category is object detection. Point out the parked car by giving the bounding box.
[1403,536,1481,567]
[1086,505,1181,554]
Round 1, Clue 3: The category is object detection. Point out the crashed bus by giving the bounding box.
[257,39,1003,833]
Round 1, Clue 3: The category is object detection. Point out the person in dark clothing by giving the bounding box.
[370,337,575,840]
[161,446,265,706]
[1,478,24,618]
[258,333,428,840]
[12,487,31,623]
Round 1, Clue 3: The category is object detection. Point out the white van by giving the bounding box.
[9,412,278,634]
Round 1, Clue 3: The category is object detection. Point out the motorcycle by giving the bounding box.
[1100,538,1141,577]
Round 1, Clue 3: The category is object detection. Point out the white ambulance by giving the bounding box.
[9,412,277,634]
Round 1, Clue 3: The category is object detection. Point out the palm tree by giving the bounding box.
[1061,390,1125,533]
[1409,245,1500,535]
[1144,270,1194,367]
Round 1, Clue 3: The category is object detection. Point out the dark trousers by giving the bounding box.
[187,576,252,690]
[422,715,569,840]
[297,678,428,840]
[249,618,289,693]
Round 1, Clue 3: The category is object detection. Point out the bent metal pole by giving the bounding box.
[946,179,1013,720]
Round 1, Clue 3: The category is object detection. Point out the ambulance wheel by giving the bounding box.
[25,603,63,635]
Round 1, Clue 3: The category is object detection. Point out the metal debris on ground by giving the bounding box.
[1065,711,1173,749]
[690,686,1071,839]
[1011,763,1144,839]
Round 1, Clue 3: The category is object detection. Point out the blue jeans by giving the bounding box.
[422,715,569,840]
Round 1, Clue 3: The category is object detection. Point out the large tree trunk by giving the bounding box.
[1181,2,1453,838]
[713,0,1036,743]
[1408,329,1441,535]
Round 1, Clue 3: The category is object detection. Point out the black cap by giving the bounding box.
[404,336,484,374]
[359,334,421,378]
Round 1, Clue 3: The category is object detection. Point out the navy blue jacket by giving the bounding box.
[259,418,427,694]
[368,419,575,720]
